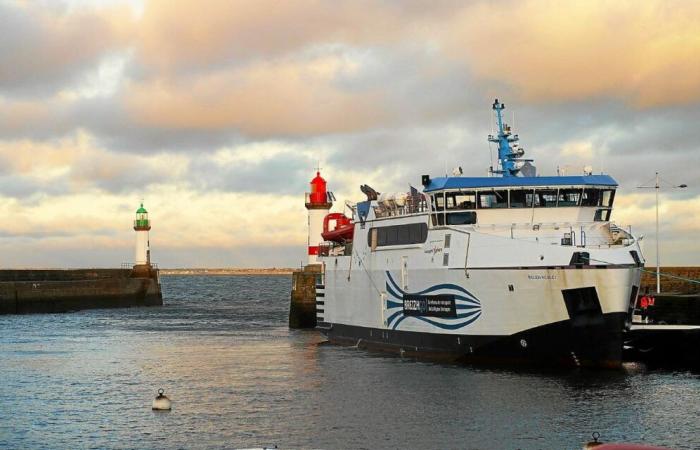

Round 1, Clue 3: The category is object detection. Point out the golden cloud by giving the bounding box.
[135,0,406,71]
[446,0,700,107]
[124,57,391,135]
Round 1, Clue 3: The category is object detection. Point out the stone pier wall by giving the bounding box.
[0,269,163,315]
[289,264,322,328]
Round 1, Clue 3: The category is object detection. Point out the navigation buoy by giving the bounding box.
[583,432,603,449]
[152,388,172,411]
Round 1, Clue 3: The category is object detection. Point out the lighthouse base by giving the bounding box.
[0,268,163,315]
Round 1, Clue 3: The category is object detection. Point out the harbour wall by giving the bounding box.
[0,269,162,315]
[289,264,321,328]
[640,266,700,294]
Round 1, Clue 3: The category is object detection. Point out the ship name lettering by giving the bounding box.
[528,274,557,280]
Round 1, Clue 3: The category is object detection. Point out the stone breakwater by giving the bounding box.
[0,269,162,315]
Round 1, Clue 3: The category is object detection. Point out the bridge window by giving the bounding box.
[446,192,476,210]
[477,190,508,208]
[558,189,581,206]
[432,193,445,211]
[368,223,428,248]
[534,189,558,207]
[601,189,615,208]
[510,189,534,208]
[594,209,611,222]
[447,211,477,225]
[581,188,601,206]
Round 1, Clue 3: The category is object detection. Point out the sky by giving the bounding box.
[0,0,699,268]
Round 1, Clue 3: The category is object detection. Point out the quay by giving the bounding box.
[624,324,700,367]
[0,268,162,314]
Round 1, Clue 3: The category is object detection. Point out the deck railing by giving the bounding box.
[374,195,428,218]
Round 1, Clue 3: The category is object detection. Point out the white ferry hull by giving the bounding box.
[317,264,640,368]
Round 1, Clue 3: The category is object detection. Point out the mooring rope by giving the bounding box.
[352,250,385,297]
[584,256,700,286]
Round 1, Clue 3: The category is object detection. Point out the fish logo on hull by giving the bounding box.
[384,271,482,330]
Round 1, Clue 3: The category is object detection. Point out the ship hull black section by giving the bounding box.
[318,312,627,368]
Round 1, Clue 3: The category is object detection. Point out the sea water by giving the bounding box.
[1,275,698,449]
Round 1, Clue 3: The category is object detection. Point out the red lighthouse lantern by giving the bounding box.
[305,170,333,264]
[309,172,328,205]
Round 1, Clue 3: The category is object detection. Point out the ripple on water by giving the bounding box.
[0,275,698,449]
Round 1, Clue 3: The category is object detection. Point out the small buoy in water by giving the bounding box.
[152,388,172,411]
[583,432,603,449]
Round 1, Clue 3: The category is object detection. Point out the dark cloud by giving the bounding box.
[0,2,124,98]
[0,175,71,199]
[187,151,312,195]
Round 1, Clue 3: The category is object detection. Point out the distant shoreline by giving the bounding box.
[159,268,295,276]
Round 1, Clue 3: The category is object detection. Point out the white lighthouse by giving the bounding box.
[133,202,151,267]
[305,171,333,265]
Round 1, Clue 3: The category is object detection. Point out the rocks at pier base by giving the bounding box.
[0,268,163,315]
[289,264,322,329]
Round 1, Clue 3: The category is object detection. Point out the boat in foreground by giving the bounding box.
[315,100,643,368]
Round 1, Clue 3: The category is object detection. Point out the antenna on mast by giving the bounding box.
[487,99,534,177]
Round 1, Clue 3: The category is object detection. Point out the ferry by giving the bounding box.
[315,100,644,368]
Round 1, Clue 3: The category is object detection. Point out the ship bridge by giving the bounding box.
[423,174,618,225]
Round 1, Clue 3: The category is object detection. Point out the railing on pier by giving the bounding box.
[121,262,159,269]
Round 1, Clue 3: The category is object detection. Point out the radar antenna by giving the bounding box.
[487,99,534,177]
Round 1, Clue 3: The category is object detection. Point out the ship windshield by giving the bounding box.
[446,192,476,210]
[477,190,508,208]
[601,189,615,207]
[432,193,445,211]
[510,189,534,208]
[426,186,616,226]
[534,189,558,207]
[558,189,582,206]
[582,188,615,207]
[581,189,601,206]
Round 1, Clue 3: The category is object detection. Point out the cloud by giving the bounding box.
[0,132,186,198]
[123,53,393,136]
[0,1,130,97]
[134,0,410,72]
[446,0,700,107]
[614,192,700,266]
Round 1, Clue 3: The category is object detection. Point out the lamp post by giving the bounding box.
[638,172,687,293]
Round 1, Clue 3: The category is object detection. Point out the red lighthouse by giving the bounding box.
[305,171,333,264]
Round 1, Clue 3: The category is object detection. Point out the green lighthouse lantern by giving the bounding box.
[134,203,151,231]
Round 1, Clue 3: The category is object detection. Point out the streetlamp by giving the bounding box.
[637,172,688,294]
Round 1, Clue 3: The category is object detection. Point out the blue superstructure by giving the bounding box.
[488,99,531,177]
[424,175,618,192]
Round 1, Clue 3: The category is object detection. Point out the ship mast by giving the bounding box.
[488,99,530,177]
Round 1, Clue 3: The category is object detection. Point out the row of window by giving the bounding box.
[434,188,615,210]
[368,223,428,248]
